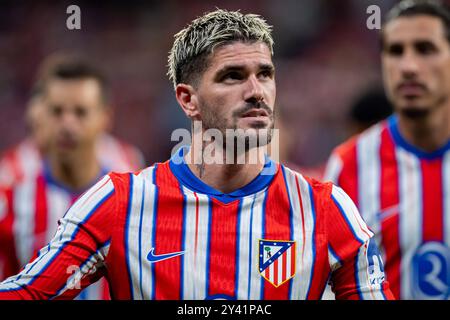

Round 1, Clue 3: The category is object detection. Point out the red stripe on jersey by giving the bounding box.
[379,128,401,299]
[336,138,359,207]
[207,198,239,298]
[0,188,20,279]
[107,173,133,299]
[282,251,287,282]
[34,175,48,254]
[305,178,331,300]
[421,159,444,242]
[263,171,291,299]
[153,162,185,300]
[274,258,279,286]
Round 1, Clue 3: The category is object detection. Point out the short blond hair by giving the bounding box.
[167,9,274,89]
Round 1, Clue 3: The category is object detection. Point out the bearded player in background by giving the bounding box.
[0,9,392,300]
[0,55,145,189]
[325,0,450,299]
[0,55,145,299]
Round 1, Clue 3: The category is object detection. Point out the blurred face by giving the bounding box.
[43,78,108,159]
[382,15,450,117]
[194,41,276,144]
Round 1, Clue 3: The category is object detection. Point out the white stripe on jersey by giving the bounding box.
[17,140,41,179]
[126,173,144,299]
[46,185,71,247]
[247,190,267,299]
[126,167,157,300]
[323,153,343,184]
[396,148,422,300]
[138,167,158,300]
[189,191,211,300]
[444,152,450,247]
[354,240,386,300]
[180,187,212,299]
[5,175,114,288]
[235,193,258,299]
[332,186,374,242]
[181,186,196,300]
[357,124,382,233]
[289,172,315,299]
[13,179,36,267]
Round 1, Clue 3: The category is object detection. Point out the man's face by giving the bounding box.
[194,41,276,145]
[382,15,450,117]
[43,78,108,159]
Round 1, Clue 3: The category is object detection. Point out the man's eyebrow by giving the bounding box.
[215,63,275,75]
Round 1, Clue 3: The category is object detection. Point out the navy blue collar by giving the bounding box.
[169,146,278,203]
[43,159,109,196]
[388,114,450,160]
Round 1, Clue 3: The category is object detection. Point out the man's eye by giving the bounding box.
[74,106,87,119]
[223,72,243,81]
[50,105,63,117]
[416,42,437,55]
[259,70,273,78]
[386,44,403,56]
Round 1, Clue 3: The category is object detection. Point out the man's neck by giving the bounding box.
[397,105,450,153]
[48,151,101,191]
[185,144,266,194]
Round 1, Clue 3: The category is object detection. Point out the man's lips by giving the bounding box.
[240,109,269,118]
[56,138,77,149]
[396,83,427,97]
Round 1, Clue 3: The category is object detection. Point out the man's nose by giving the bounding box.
[244,75,264,103]
[59,111,78,130]
[398,50,420,78]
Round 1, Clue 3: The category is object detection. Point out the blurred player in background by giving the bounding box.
[321,87,393,300]
[325,0,450,299]
[0,55,145,299]
[0,55,145,188]
[0,9,392,300]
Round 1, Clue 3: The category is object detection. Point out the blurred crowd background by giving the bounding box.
[0,0,399,169]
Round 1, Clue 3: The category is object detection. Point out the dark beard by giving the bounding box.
[199,98,275,150]
[399,95,448,119]
[400,108,430,119]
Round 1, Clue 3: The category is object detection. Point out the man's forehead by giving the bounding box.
[208,41,273,69]
[384,15,447,43]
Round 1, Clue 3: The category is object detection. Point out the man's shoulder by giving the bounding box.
[331,121,388,161]
[281,164,333,196]
[107,162,167,189]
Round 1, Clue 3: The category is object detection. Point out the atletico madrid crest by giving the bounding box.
[259,239,296,287]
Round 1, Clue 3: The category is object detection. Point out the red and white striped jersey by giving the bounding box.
[0,138,41,188]
[0,134,145,300]
[324,115,450,300]
[0,147,393,300]
[0,134,145,188]
[0,164,110,300]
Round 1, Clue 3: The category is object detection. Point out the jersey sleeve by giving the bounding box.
[0,175,116,300]
[326,185,394,300]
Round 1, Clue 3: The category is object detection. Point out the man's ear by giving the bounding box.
[175,84,201,119]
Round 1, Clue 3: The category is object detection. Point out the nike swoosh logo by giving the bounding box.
[146,248,185,263]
